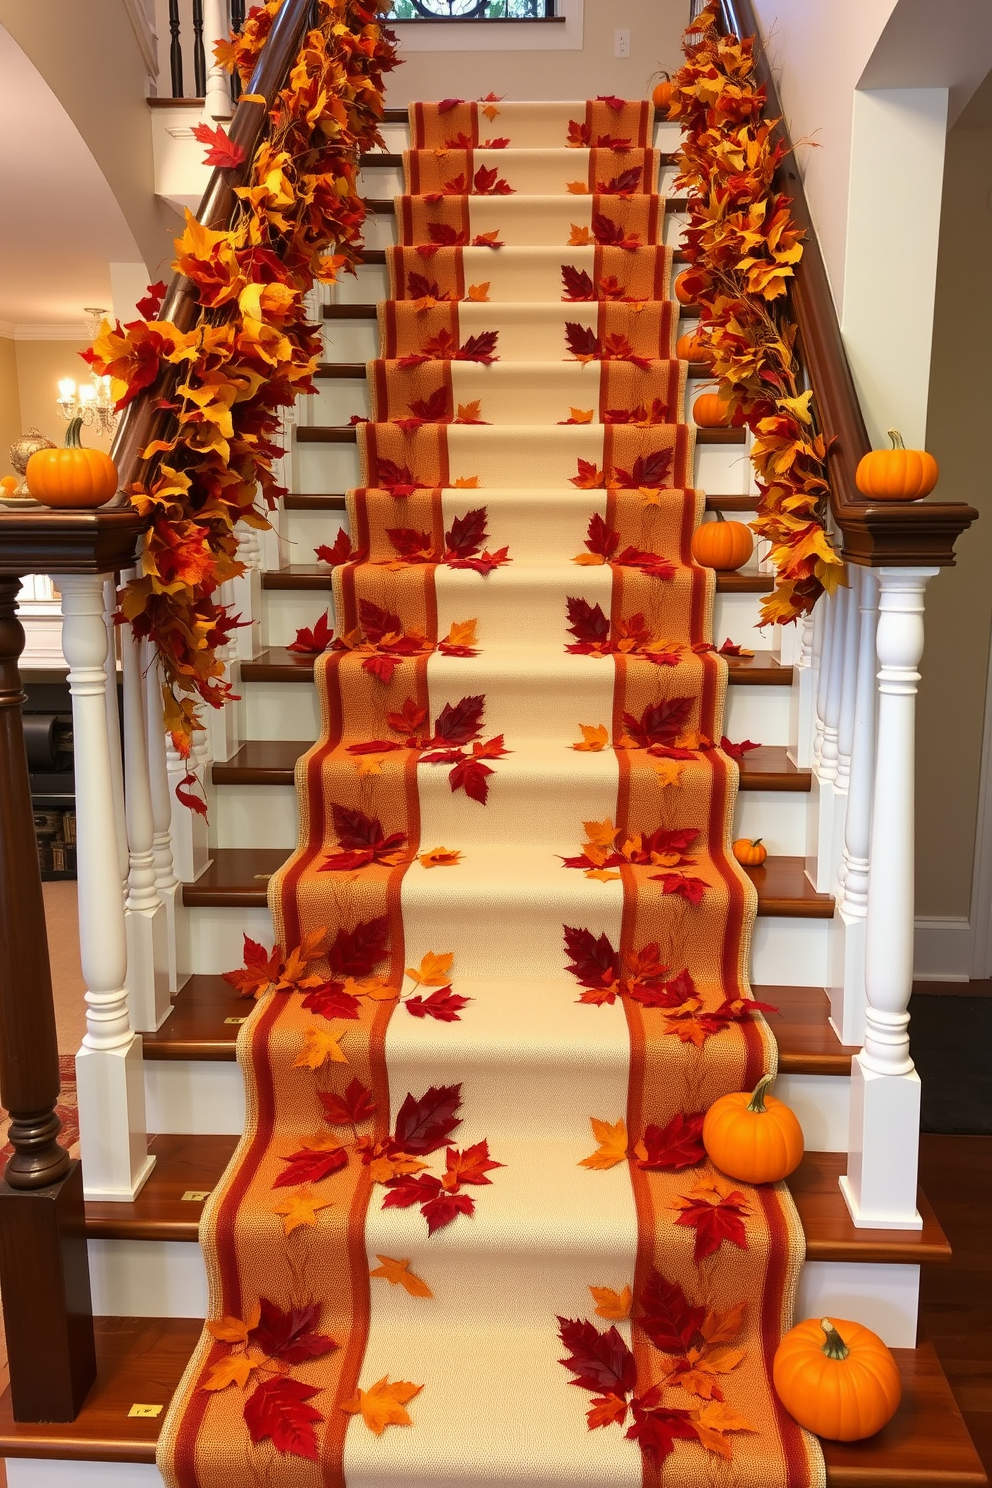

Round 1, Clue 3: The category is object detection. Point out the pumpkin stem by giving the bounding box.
[747,1073,775,1113]
[64,417,83,450]
[820,1319,850,1361]
[751,838,763,847]
[714,508,726,523]
[887,429,905,451]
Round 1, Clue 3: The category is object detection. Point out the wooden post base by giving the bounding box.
[0,1162,97,1422]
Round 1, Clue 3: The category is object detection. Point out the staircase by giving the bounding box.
[0,16,986,1488]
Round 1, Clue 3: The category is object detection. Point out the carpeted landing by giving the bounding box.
[159,98,825,1488]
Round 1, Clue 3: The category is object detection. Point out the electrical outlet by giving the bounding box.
[614,28,630,58]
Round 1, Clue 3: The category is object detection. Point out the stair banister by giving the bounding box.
[717,0,976,1227]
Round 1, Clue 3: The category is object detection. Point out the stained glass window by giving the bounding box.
[385,0,556,18]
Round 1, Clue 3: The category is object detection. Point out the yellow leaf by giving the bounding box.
[579,1116,628,1169]
[406,951,455,987]
[419,846,462,868]
[453,475,480,488]
[370,1256,433,1298]
[294,1027,348,1069]
[467,282,490,302]
[456,400,483,422]
[344,975,397,1001]
[590,1284,632,1320]
[270,1188,334,1236]
[340,1375,424,1435]
[585,868,622,882]
[482,104,500,121]
[569,407,594,423]
[355,755,382,777]
[206,1310,255,1346]
[566,181,590,194]
[652,758,684,789]
[583,817,618,849]
[701,1301,747,1344]
[572,552,606,566]
[445,618,478,648]
[569,225,593,246]
[203,1353,256,1392]
[572,724,609,752]
[692,1400,756,1455]
[639,486,664,506]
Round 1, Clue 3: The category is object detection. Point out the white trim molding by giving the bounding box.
[123,0,160,91]
[9,323,90,342]
[913,916,972,982]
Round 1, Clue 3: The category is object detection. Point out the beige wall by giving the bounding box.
[13,341,113,460]
[384,0,685,104]
[916,81,992,921]
[0,337,21,479]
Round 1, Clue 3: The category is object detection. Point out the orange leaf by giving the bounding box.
[467,282,490,302]
[355,755,382,777]
[270,1188,335,1235]
[701,1301,747,1345]
[203,1352,256,1391]
[589,1284,632,1320]
[405,951,454,987]
[579,1116,628,1169]
[566,181,590,194]
[569,225,593,246]
[445,618,478,648]
[583,817,618,848]
[370,1256,433,1298]
[340,1376,423,1435]
[572,724,609,752]
[572,552,606,566]
[585,868,622,882]
[294,1027,348,1069]
[569,407,594,423]
[587,1393,628,1428]
[206,1306,259,1346]
[692,1400,756,1458]
[652,758,684,789]
[456,400,483,422]
[453,475,480,488]
[482,104,500,121]
[419,846,463,868]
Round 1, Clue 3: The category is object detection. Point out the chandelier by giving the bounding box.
[55,308,119,437]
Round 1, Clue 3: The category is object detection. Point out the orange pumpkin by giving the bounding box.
[692,392,732,428]
[652,75,673,112]
[733,837,767,866]
[673,270,694,305]
[676,330,712,363]
[690,512,753,572]
[26,418,117,508]
[773,1317,902,1441]
[703,1073,804,1184]
[855,428,937,502]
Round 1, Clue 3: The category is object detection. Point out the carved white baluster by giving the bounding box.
[121,622,172,1033]
[811,593,832,771]
[203,0,233,119]
[57,575,155,1202]
[841,567,937,1230]
[144,644,184,994]
[232,527,262,660]
[829,569,879,1046]
[206,579,241,764]
[102,580,129,890]
[167,737,210,884]
[789,610,816,768]
[807,590,847,891]
[826,582,859,890]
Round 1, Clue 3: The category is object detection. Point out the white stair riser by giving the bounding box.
[145,1059,246,1135]
[796,1261,919,1350]
[357,207,689,254]
[242,676,792,746]
[259,584,767,651]
[5,1463,164,1487]
[186,904,271,974]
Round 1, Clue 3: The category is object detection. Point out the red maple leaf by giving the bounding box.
[638,1269,706,1353]
[374,458,426,496]
[437,97,464,112]
[473,163,513,194]
[596,94,625,110]
[570,457,607,490]
[592,212,641,249]
[249,1299,337,1364]
[451,546,510,574]
[561,264,595,301]
[427,222,469,247]
[673,1185,750,1261]
[442,1139,503,1188]
[386,526,437,562]
[563,925,620,999]
[622,699,695,747]
[315,530,365,565]
[582,512,620,559]
[721,736,760,760]
[615,546,677,580]
[288,611,333,654]
[135,280,167,319]
[598,167,643,195]
[565,321,601,360]
[421,1190,475,1234]
[635,1111,707,1170]
[448,754,495,803]
[191,121,246,169]
[457,329,499,363]
[565,596,611,647]
[651,871,709,905]
[407,271,442,299]
[408,386,450,422]
[557,1317,636,1396]
[405,987,470,1021]
[625,1394,697,1465]
[325,916,389,978]
[444,507,488,560]
[243,1376,324,1459]
[387,697,428,738]
[273,1144,348,1188]
[432,694,485,744]
[393,1083,463,1154]
[319,1078,376,1126]
[381,1173,441,1209]
[567,119,592,147]
[612,449,674,488]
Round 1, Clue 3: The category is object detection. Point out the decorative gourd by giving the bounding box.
[690,511,753,571]
[855,429,938,502]
[733,837,767,867]
[0,475,19,498]
[692,392,733,428]
[676,330,713,364]
[773,1317,902,1441]
[673,270,694,305]
[25,418,118,508]
[703,1073,804,1183]
[651,74,673,112]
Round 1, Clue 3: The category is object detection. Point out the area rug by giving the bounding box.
[159,98,824,1488]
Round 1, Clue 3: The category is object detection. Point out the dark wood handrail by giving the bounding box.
[109,0,316,503]
[718,0,976,567]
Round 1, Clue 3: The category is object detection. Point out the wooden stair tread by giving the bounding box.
[316,358,714,377]
[212,739,809,794]
[3,1333,979,1483]
[261,562,770,593]
[80,1136,948,1263]
[358,151,681,168]
[181,848,831,917]
[324,299,700,320]
[146,977,840,1072]
[353,247,690,266]
[295,423,746,444]
[241,646,793,685]
[281,491,759,512]
[360,196,689,214]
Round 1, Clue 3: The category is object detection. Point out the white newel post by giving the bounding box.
[841,566,937,1230]
[57,575,155,1202]
[121,621,172,1032]
[203,0,233,120]
[144,644,184,994]
[830,568,879,1046]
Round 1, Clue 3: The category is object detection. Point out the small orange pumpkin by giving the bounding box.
[690,511,753,571]
[773,1317,902,1441]
[733,837,767,866]
[676,330,712,364]
[692,392,732,428]
[26,418,117,508]
[673,270,694,306]
[652,74,673,112]
[703,1073,804,1184]
[855,428,938,502]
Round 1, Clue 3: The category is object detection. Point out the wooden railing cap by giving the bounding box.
[0,508,148,577]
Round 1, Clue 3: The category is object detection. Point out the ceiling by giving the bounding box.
[0,24,144,334]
